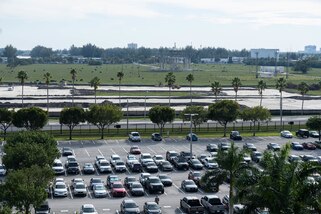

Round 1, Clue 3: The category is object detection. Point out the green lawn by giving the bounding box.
[1,64,320,87]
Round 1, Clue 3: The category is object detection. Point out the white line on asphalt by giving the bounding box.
[87,187,92,199]
[126,192,130,197]
[85,149,90,157]
[81,141,83,145]
[60,210,69,213]
[173,183,184,194]
[198,189,204,194]
[147,146,157,154]
[68,185,73,199]
[122,146,128,153]
[69,141,71,145]
[182,145,189,150]
[91,140,95,145]
[116,210,119,214]
[110,148,116,154]
[105,140,108,144]
[98,149,104,156]
[102,208,110,211]
[164,191,167,195]
[116,140,120,144]
[106,190,111,198]
[163,206,171,208]
[177,207,184,213]
[159,146,167,152]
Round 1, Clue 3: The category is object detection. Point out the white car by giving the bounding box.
[126,154,137,166]
[96,159,112,173]
[153,155,165,166]
[114,160,127,172]
[110,154,121,167]
[203,157,218,169]
[80,204,98,214]
[129,132,141,142]
[52,159,65,175]
[53,182,68,197]
[72,178,85,188]
[73,182,87,197]
[0,164,7,176]
[280,130,293,138]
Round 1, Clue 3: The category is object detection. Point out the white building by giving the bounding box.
[304,45,317,54]
[250,49,279,59]
[128,43,138,49]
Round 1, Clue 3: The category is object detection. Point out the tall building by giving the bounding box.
[250,49,279,59]
[127,43,138,49]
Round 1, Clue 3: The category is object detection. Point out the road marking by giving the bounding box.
[147,146,157,154]
[87,187,92,199]
[60,210,69,213]
[85,149,90,157]
[173,183,184,194]
[81,141,83,145]
[160,146,167,152]
[116,140,120,144]
[145,191,149,196]
[68,185,73,199]
[163,205,171,208]
[105,140,108,145]
[115,210,119,214]
[177,207,184,213]
[122,146,128,153]
[110,148,116,154]
[103,208,110,211]
[106,190,111,198]
[98,149,104,156]
[91,140,95,145]
[198,189,204,194]
[68,141,71,145]
[164,191,167,195]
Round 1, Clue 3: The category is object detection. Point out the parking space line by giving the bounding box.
[116,210,119,214]
[60,210,69,213]
[87,187,92,199]
[91,140,95,145]
[116,140,120,144]
[177,207,184,213]
[85,149,90,157]
[163,205,171,208]
[159,146,167,152]
[198,189,204,194]
[147,146,157,154]
[145,191,149,197]
[68,185,73,199]
[103,208,110,211]
[122,146,128,153]
[98,149,104,156]
[105,140,108,145]
[106,190,111,198]
[110,148,116,154]
[173,183,184,194]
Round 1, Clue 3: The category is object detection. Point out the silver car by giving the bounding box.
[73,182,87,197]
[93,184,107,198]
[53,182,68,197]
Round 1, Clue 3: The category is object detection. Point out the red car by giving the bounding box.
[188,171,202,185]
[130,145,141,155]
[302,142,317,150]
[111,182,127,197]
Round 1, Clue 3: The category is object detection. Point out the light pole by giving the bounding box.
[144,91,148,120]
[185,113,198,159]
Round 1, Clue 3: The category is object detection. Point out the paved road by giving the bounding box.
[48,135,321,214]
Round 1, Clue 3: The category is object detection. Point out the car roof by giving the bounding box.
[123,199,136,203]
[145,201,158,205]
[206,195,220,199]
[82,204,95,208]
[184,196,198,200]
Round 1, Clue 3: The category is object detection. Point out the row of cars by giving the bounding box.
[280,129,320,138]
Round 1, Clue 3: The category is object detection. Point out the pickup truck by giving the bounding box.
[180,196,205,214]
[201,195,225,214]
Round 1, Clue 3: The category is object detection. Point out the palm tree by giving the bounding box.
[43,72,52,113]
[232,77,241,101]
[276,77,287,127]
[165,72,176,106]
[211,81,222,101]
[117,71,124,106]
[186,73,194,104]
[70,68,77,106]
[90,77,100,104]
[257,80,267,106]
[297,82,309,115]
[17,70,28,107]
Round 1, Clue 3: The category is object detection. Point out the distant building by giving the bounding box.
[304,45,317,53]
[0,57,7,64]
[128,43,138,49]
[200,58,216,64]
[250,49,279,59]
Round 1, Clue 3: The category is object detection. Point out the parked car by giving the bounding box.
[52,159,65,175]
[73,182,87,197]
[230,131,242,140]
[158,160,173,171]
[96,159,112,173]
[218,142,231,151]
[90,178,103,190]
[139,173,151,186]
[35,201,50,214]
[188,171,202,185]
[312,141,321,149]
[153,155,165,166]
[172,156,189,170]
[126,154,138,166]
[296,129,309,138]
[143,202,162,214]
[267,143,281,151]
[114,160,127,172]
[128,160,143,172]
[188,159,203,170]
[180,196,205,214]
[144,161,159,173]
[186,133,198,141]
[130,145,141,154]
[300,155,318,162]
[95,155,105,166]
[291,142,304,150]
[110,154,121,167]
[83,163,95,174]
[251,151,263,163]
[129,182,145,196]
[243,143,257,151]
[145,176,164,194]
[66,161,80,174]
[65,155,77,166]
[158,174,173,186]
[129,132,141,142]
[140,153,153,166]
[288,155,302,163]
[181,179,198,192]
[280,130,293,138]
[120,199,140,214]
[80,204,98,214]
[206,144,218,152]
[201,195,225,214]
[124,176,137,188]
[166,150,178,163]
[302,142,317,150]
[180,151,194,160]
[72,178,84,188]
[151,133,162,141]
[62,147,73,156]
[93,184,107,198]
[203,157,218,169]
[111,182,127,197]
[53,182,68,197]
[106,175,121,188]
[309,131,320,138]
[197,154,208,164]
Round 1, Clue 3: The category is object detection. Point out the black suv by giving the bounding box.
[230,131,242,140]
[145,176,164,194]
[172,156,189,170]
[296,129,309,138]
[66,162,80,174]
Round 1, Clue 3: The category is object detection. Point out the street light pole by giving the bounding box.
[185,113,198,159]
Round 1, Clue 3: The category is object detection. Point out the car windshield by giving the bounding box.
[291,156,300,160]
[84,163,93,167]
[192,160,200,164]
[132,183,142,188]
[124,202,137,208]
[56,184,66,189]
[154,133,160,137]
[284,131,290,134]
[147,204,159,210]
[68,162,79,167]
[233,131,240,135]
[113,183,123,188]
[170,152,178,157]
[159,175,169,179]
[112,157,121,161]
[185,180,195,185]
[270,143,278,146]
[53,162,62,167]
[83,207,95,212]
[110,176,119,181]
[100,162,109,166]
[131,146,139,149]
[132,133,139,136]
[207,159,216,163]
[142,155,152,159]
[162,161,170,165]
[255,152,262,157]
[76,184,85,189]
[116,162,125,166]
[95,185,105,190]
[127,177,136,182]
[208,198,222,205]
[155,156,163,160]
[193,172,201,177]
[92,179,102,183]
[149,178,161,183]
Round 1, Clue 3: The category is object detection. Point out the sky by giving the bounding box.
[0,0,321,51]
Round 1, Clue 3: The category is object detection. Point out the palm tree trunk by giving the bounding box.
[260,94,263,107]
[101,127,104,139]
[228,176,234,214]
[119,81,121,106]
[72,80,75,106]
[47,86,49,113]
[215,94,218,102]
[235,92,237,101]
[253,121,256,136]
[301,95,304,115]
[69,127,72,140]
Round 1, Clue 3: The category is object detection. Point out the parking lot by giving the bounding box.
[50,135,321,214]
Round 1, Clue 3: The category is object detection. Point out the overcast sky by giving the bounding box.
[0,0,320,51]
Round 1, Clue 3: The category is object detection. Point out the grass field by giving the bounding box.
[1,64,321,88]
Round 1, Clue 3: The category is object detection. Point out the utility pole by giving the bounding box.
[185,113,198,159]
[286,52,289,79]
[255,52,259,78]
